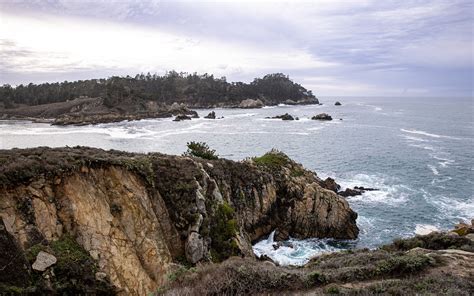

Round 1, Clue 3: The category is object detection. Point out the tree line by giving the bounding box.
[0,72,316,108]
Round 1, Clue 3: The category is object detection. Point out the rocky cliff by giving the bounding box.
[0,147,358,295]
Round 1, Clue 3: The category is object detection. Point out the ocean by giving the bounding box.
[1,96,473,265]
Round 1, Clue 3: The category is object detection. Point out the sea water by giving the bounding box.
[1,96,473,265]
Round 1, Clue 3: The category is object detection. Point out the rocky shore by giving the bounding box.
[0,97,318,126]
[0,97,201,126]
[163,227,474,295]
[0,147,357,295]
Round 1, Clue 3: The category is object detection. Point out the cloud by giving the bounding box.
[0,0,472,96]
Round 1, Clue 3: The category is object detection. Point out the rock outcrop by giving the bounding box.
[267,113,295,120]
[0,147,358,295]
[1,97,199,126]
[335,101,342,106]
[312,113,333,121]
[173,114,192,121]
[204,111,216,119]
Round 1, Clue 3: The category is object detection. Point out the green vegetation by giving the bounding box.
[306,271,328,286]
[374,254,434,276]
[252,150,290,168]
[382,232,474,252]
[183,141,218,160]
[253,150,305,177]
[17,235,115,294]
[209,202,239,262]
[167,266,197,282]
[0,72,317,108]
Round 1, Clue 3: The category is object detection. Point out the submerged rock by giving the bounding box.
[311,113,333,120]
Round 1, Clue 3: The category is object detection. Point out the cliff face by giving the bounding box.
[0,147,358,295]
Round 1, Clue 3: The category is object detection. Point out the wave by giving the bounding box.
[336,173,410,204]
[422,190,474,221]
[430,154,455,167]
[3,127,108,136]
[408,144,436,151]
[414,224,439,235]
[427,164,439,176]
[357,103,382,111]
[401,135,429,142]
[252,231,354,266]
[401,128,462,140]
[225,113,258,118]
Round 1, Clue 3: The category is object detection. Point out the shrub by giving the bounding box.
[306,271,328,286]
[209,202,239,262]
[375,254,433,276]
[183,142,218,160]
[252,150,289,169]
[382,233,474,252]
[326,285,340,294]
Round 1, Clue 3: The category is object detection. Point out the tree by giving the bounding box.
[183,141,218,160]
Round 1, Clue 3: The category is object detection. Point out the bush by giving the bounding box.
[209,202,239,262]
[306,271,328,286]
[375,254,433,276]
[382,232,474,252]
[252,150,289,168]
[183,142,218,160]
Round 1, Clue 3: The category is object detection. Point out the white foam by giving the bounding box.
[431,154,455,167]
[252,231,349,266]
[225,113,258,118]
[422,191,474,221]
[408,144,436,151]
[415,224,439,235]
[401,135,428,142]
[401,129,462,140]
[337,173,410,204]
[427,165,439,176]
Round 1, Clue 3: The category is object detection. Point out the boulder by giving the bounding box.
[311,113,333,121]
[32,251,57,272]
[335,101,342,106]
[173,114,192,121]
[189,111,199,118]
[267,113,295,120]
[452,222,474,236]
[239,99,264,109]
[339,188,363,197]
[319,177,341,193]
[204,111,216,119]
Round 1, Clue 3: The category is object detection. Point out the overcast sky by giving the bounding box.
[0,0,472,96]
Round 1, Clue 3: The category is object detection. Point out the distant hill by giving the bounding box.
[0,72,318,109]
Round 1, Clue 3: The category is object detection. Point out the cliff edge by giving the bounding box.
[0,147,357,295]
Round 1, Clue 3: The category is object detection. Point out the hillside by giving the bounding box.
[0,72,318,109]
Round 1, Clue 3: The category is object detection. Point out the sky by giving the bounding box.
[0,0,472,96]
